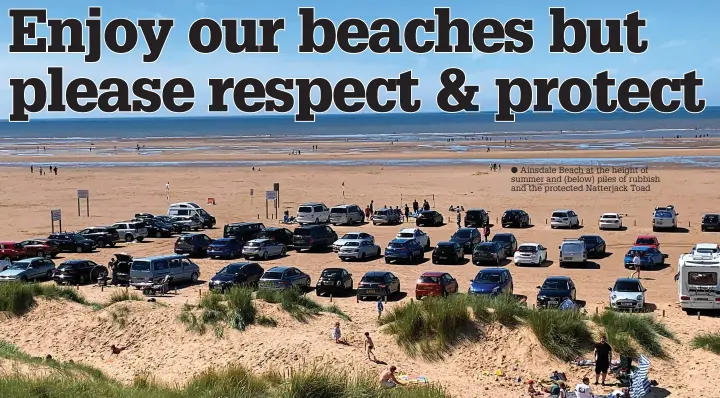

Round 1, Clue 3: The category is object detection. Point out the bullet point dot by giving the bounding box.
[511,167,518,173]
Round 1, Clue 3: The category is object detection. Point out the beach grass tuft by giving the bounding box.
[0,282,87,315]
[591,311,672,358]
[691,332,720,355]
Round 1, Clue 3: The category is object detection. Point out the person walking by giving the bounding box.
[594,335,612,386]
[483,223,491,242]
[30,165,33,174]
[364,332,377,361]
[404,204,410,222]
[456,209,462,228]
[377,297,384,319]
[632,253,642,279]
[54,166,57,175]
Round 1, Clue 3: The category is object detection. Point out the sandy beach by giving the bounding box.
[1,142,719,397]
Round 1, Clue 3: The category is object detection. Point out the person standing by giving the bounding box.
[364,332,377,361]
[404,204,410,222]
[30,165,33,173]
[369,200,374,213]
[412,199,419,214]
[594,335,612,386]
[165,182,170,203]
[39,166,43,175]
[483,223,491,242]
[456,209,462,228]
[54,166,57,175]
[377,297,384,319]
[574,377,593,398]
[632,253,642,279]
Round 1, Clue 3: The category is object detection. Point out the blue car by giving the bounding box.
[384,238,424,264]
[207,238,244,259]
[258,266,311,291]
[624,246,667,270]
[468,268,513,296]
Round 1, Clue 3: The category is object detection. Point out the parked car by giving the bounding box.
[396,228,431,249]
[578,235,607,258]
[624,246,667,270]
[0,241,26,261]
[464,208,489,227]
[316,268,354,296]
[329,204,365,225]
[491,233,518,255]
[416,210,443,227]
[129,255,201,286]
[18,239,60,258]
[550,209,580,228]
[292,225,337,252]
[356,271,400,301]
[701,214,720,232]
[559,238,587,267]
[609,278,646,310]
[468,268,513,296]
[372,207,402,225]
[449,228,482,253]
[78,226,119,247]
[258,266,311,291]
[384,238,424,264]
[256,227,293,247]
[338,240,381,261]
[296,202,331,225]
[208,262,264,292]
[242,239,287,260]
[415,271,458,299]
[599,213,623,230]
[501,209,530,228]
[0,257,55,282]
[47,233,96,253]
[333,232,374,252]
[652,205,678,231]
[432,242,465,264]
[110,221,149,242]
[153,215,186,233]
[207,238,244,259]
[137,218,174,238]
[634,235,659,249]
[167,202,216,228]
[536,276,577,308]
[108,253,132,285]
[513,243,547,266]
[53,260,108,285]
[174,233,213,257]
[172,215,202,231]
[223,222,266,242]
[472,242,507,265]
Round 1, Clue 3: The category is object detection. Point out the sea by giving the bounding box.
[0,108,719,167]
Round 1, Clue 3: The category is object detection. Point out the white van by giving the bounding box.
[677,245,720,312]
[558,238,587,267]
[296,202,330,225]
[167,202,216,228]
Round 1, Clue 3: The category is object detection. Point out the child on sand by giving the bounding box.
[364,332,377,361]
[332,322,341,343]
[377,297,384,319]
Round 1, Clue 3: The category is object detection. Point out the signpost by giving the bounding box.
[51,209,62,233]
[77,190,89,216]
[250,188,254,205]
[265,190,278,219]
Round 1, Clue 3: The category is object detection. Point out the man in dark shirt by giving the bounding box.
[594,335,612,385]
[404,204,410,222]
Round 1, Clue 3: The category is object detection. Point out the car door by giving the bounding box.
[324,227,334,245]
[569,280,577,300]
[504,271,513,292]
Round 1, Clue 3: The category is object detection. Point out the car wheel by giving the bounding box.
[191,272,199,283]
[315,218,320,224]
[37,251,45,258]
[75,246,83,253]
[98,241,106,248]
[125,234,134,242]
[262,252,268,261]
[316,290,322,296]
[156,231,162,238]
[281,247,287,256]
[384,258,390,264]
[19,276,28,283]
[45,270,53,279]
[425,239,431,250]
[361,252,366,260]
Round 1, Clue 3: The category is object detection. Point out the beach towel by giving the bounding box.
[398,374,428,384]
[629,355,651,398]
[559,299,578,311]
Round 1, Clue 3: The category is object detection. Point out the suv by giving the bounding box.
[464,208,489,227]
[224,222,266,242]
[256,227,294,247]
[292,225,338,252]
[174,233,214,257]
[47,233,96,253]
[558,238,587,267]
[0,242,26,261]
[701,214,720,232]
[329,204,365,225]
[136,218,174,238]
[501,209,530,228]
[372,208,402,225]
[551,210,580,229]
[78,226,119,247]
[111,221,149,242]
[652,205,678,231]
[296,202,331,225]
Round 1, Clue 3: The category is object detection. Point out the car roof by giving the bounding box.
[615,277,640,283]
[227,222,263,226]
[703,213,720,216]
[341,231,365,235]
[214,237,235,241]
[695,243,719,249]
[630,246,651,251]
[248,238,270,243]
[364,271,389,276]
[544,276,571,281]
[552,209,572,212]
[391,238,413,242]
[322,267,346,272]
[494,233,513,237]
[636,235,657,239]
[518,243,541,246]
[226,262,252,267]
[479,268,506,273]
[478,241,496,245]
[437,241,455,245]
[296,225,325,229]
[467,208,486,212]
[262,227,284,231]
[399,228,419,233]
[332,204,357,208]
[579,235,602,239]
[454,227,475,231]
[504,209,523,212]
[268,266,292,272]
[61,260,90,264]
[601,213,619,216]
[15,257,45,262]
[300,202,324,206]
[422,271,446,277]
[142,255,186,260]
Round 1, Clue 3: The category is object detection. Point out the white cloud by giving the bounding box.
[195,2,208,13]
[659,40,687,49]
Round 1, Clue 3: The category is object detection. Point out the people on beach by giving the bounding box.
[422,200,430,211]
[110,344,127,355]
[369,200,374,213]
[483,223,491,242]
[574,377,593,398]
[404,204,410,222]
[412,199,419,214]
[39,166,43,175]
[332,322,341,343]
[30,165,33,173]
[594,335,612,385]
[526,380,543,396]
[377,297,384,319]
[364,332,377,361]
[456,209,462,228]
[632,254,642,279]
[53,166,57,175]
[379,366,403,388]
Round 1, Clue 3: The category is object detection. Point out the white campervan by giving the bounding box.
[167,202,216,228]
[677,243,720,313]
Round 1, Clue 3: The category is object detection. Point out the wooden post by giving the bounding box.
[545,219,547,225]
[595,306,598,314]
[662,309,665,317]
[77,198,81,216]
[101,285,104,292]
[330,294,333,303]
[698,311,701,320]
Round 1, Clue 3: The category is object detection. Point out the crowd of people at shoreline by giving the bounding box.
[30,165,58,175]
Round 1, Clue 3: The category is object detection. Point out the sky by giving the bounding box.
[1,0,718,119]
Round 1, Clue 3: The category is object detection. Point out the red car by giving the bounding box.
[634,235,659,249]
[0,241,26,261]
[415,271,459,299]
[19,239,60,258]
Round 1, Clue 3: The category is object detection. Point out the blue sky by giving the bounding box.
[2,0,718,119]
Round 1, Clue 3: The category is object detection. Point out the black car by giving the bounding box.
[47,233,96,253]
[472,242,507,265]
[208,262,264,292]
[464,208,489,228]
[53,260,108,285]
[315,268,354,296]
[501,209,530,228]
[450,228,482,253]
[134,213,155,220]
[416,210,444,227]
[491,233,518,255]
[174,233,214,257]
[432,242,464,264]
[356,271,401,302]
[536,276,577,308]
[578,235,606,258]
[257,227,294,247]
[223,222,266,242]
[150,215,184,233]
[78,226,119,248]
[137,218,174,238]
[702,214,720,232]
[292,225,338,252]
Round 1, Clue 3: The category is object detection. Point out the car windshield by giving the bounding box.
[344,242,360,247]
[635,238,656,245]
[374,210,389,216]
[388,242,405,248]
[518,245,537,253]
[131,260,151,272]
[475,272,501,283]
[466,211,481,219]
[614,281,642,292]
[341,233,359,240]
[398,232,414,238]
[654,210,672,218]
[541,280,569,290]
[8,261,30,270]
[493,235,511,242]
[704,215,719,222]
[695,247,719,254]
[453,230,471,239]
[246,241,261,247]
[294,228,312,236]
[197,209,210,217]
[362,275,386,283]
[504,211,519,217]
[178,236,193,243]
[475,245,493,252]
[70,234,84,240]
[298,206,312,213]
[219,264,244,275]
[419,276,440,283]
[627,249,648,257]
[262,272,283,280]
[321,269,342,278]
[563,243,584,252]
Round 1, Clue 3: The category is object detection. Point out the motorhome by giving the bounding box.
[677,243,720,312]
[167,202,216,228]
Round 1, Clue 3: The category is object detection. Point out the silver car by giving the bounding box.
[172,215,202,231]
[0,257,56,282]
[243,239,287,260]
[338,240,381,261]
[372,208,402,225]
[332,232,374,252]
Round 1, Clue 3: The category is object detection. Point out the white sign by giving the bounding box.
[265,191,277,201]
[77,190,89,199]
[250,189,254,196]
[51,209,62,221]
